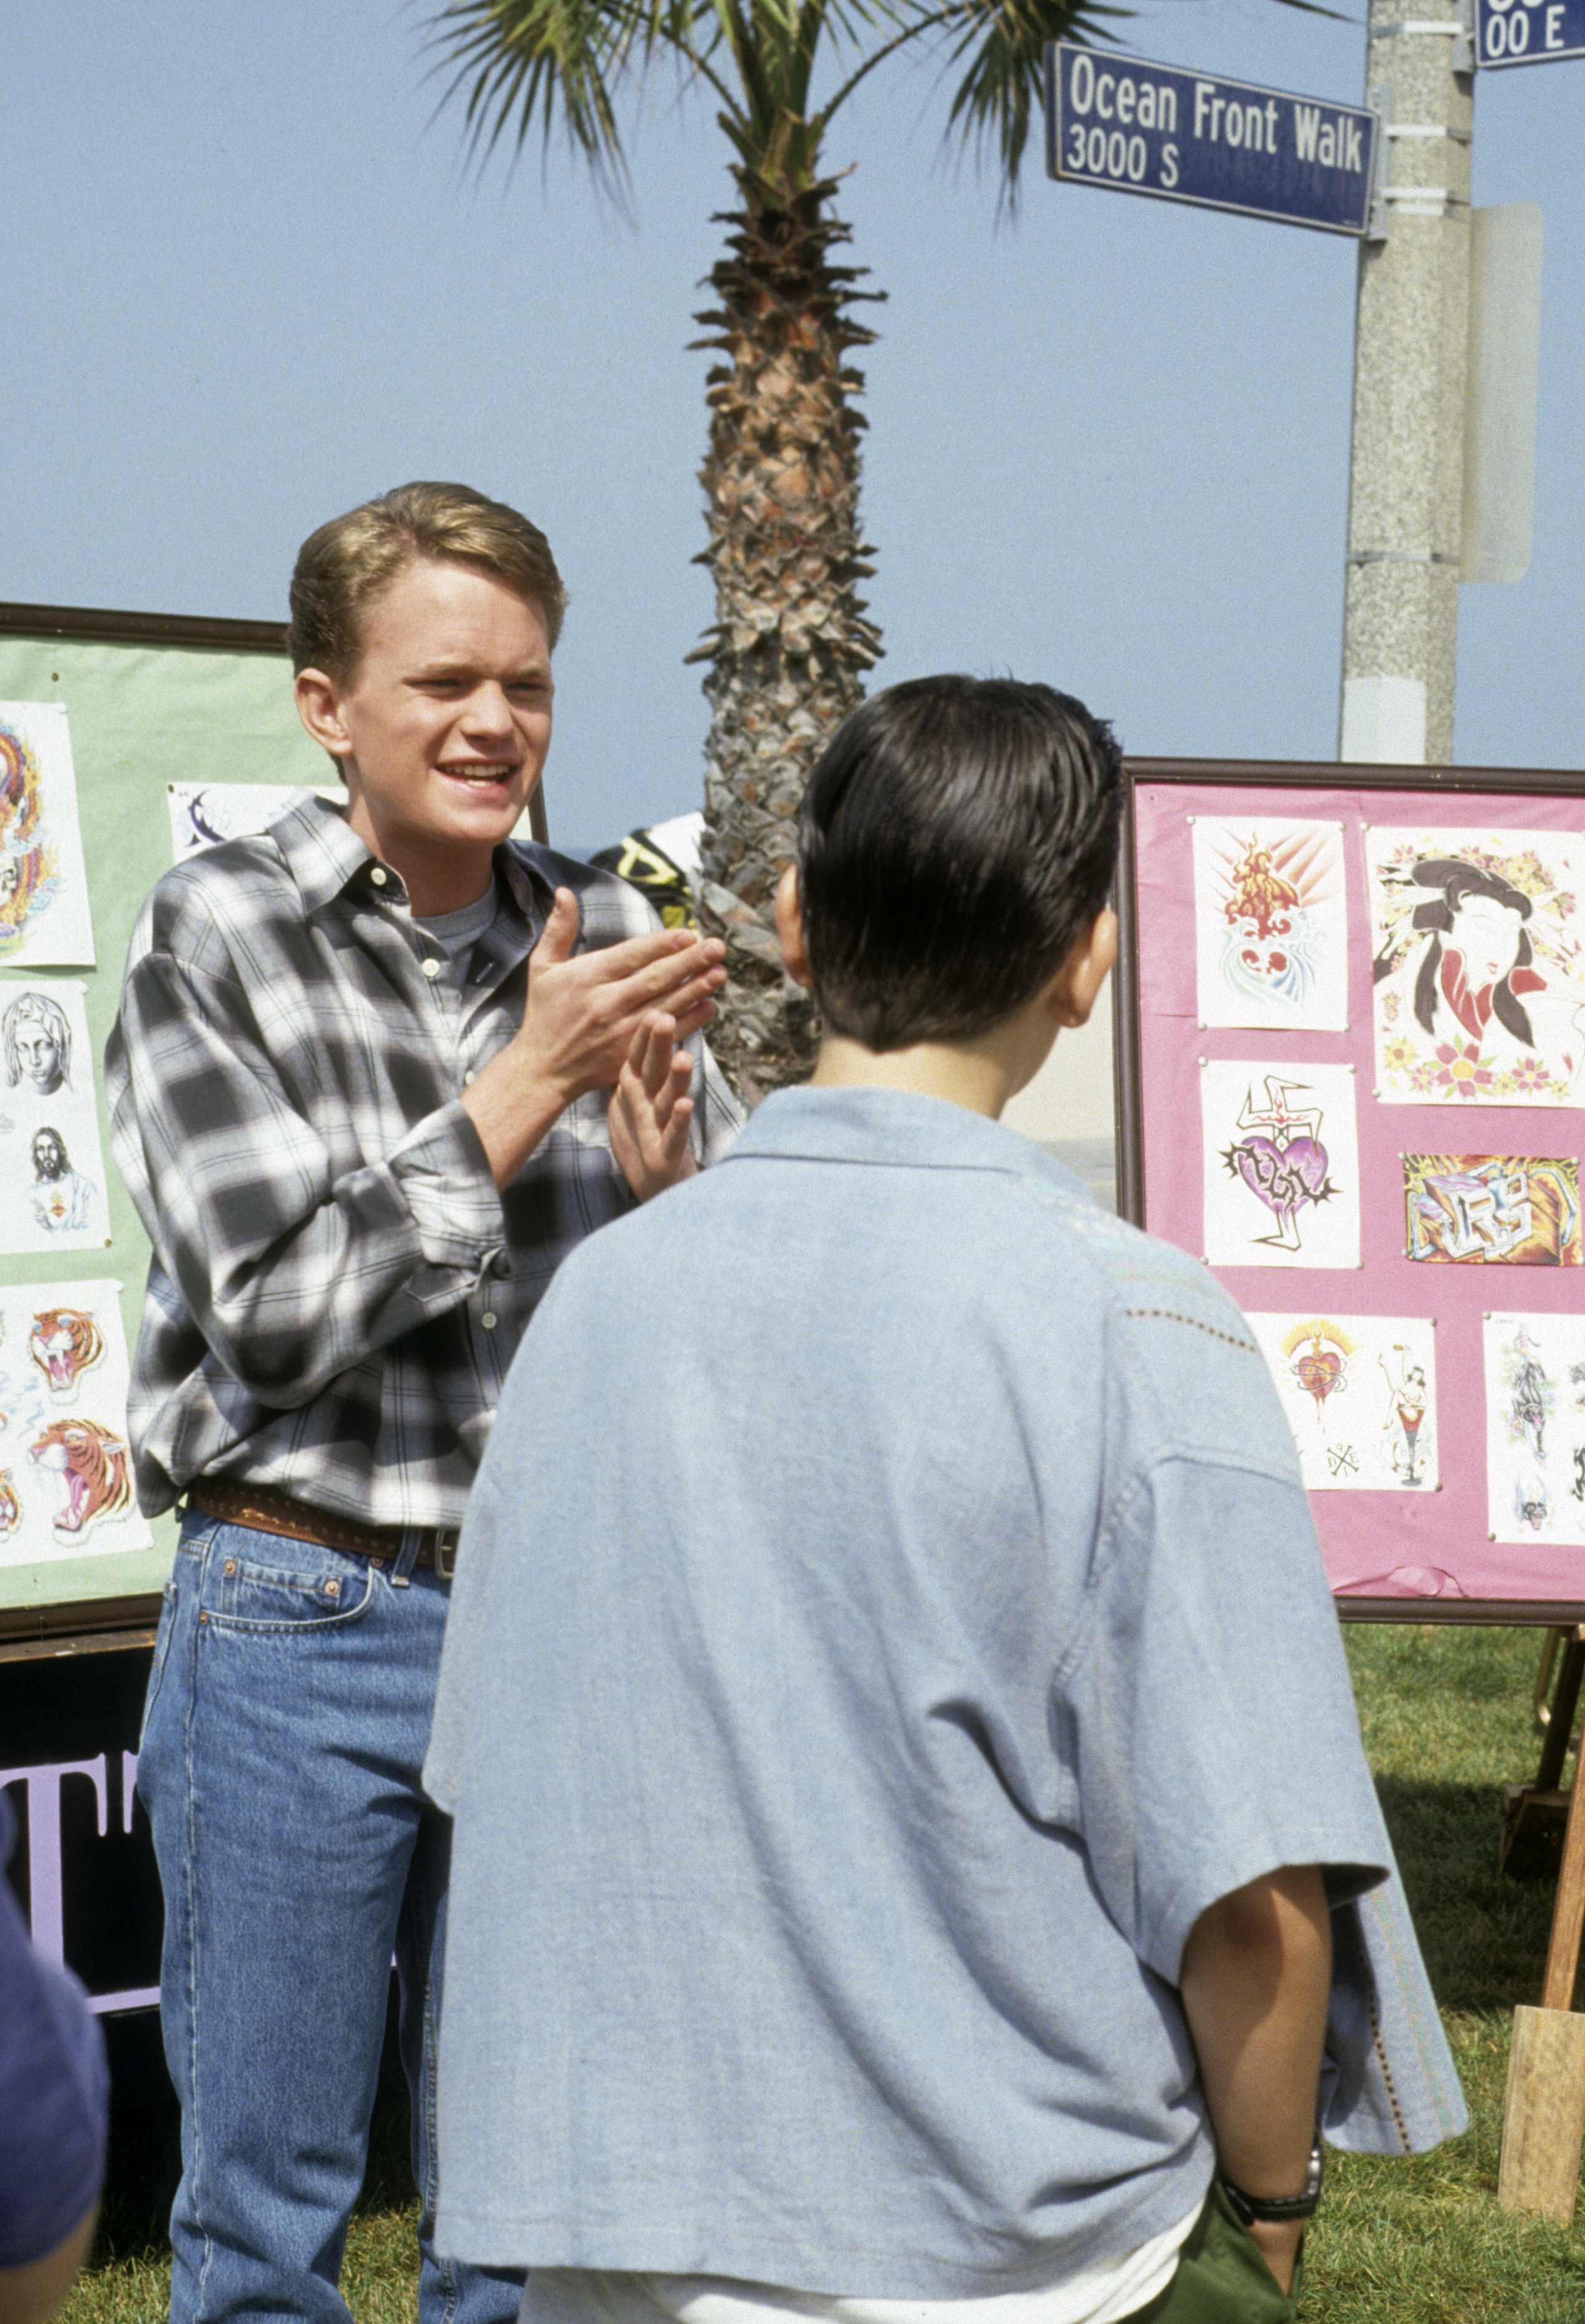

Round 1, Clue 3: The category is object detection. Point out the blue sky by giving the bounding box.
[8,1,1584,851]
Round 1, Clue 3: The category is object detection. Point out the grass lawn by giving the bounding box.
[62,1625,1585,2323]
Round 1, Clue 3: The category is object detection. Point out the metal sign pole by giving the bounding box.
[1338,2,1475,765]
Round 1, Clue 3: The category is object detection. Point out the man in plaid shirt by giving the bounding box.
[106,482,741,2324]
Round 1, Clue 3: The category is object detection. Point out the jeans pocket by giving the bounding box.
[202,1534,378,1633]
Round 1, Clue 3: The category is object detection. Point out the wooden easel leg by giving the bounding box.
[1541,1724,1585,2014]
[1499,1711,1585,2221]
[1498,2007,1585,2221]
[1501,1633,1585,1877]
[1536,1635,1585,1796]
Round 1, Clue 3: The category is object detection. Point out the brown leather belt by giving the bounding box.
[185,1480,460,1579]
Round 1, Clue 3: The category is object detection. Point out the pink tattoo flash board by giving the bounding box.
[1116,763,1585,1620]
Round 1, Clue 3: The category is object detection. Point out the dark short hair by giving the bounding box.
[288,481,566,683]
[796,676,1123,1050]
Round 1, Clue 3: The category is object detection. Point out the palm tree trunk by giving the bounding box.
[690,169,882,1103]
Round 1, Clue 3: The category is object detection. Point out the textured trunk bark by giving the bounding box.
[690,170,882,1103]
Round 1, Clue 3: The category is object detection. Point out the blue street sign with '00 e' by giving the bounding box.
[1045,44,1378,236]
[1476,0,1585,66]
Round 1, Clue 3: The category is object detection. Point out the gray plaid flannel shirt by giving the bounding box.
[105,796,742,1528]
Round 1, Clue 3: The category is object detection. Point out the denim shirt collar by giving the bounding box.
[726,1083,1095,1202]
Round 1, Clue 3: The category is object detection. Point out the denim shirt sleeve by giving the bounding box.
[1055,1275,1465,2155]
[1069,1443,1393,1983]
[1323,1857,1469,2153]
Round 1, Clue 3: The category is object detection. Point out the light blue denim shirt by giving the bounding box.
[428,1087,1464,2295]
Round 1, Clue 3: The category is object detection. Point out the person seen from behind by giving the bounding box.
[427,676,1465,2322]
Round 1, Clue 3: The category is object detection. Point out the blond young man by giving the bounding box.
[108,484,740,2324]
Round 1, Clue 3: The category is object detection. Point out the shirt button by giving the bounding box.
[422,957,442,978]
[464,1069,477,1086]
[370,866,388,887]
[481,1311,498,1329]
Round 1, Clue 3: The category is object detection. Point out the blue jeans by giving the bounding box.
[138,1510,522,2324]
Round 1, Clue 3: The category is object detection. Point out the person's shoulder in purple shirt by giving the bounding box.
[0,1791,108,2324]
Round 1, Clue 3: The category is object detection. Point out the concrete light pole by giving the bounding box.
[1339,1,1473,765]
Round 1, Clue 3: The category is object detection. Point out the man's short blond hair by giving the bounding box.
[288,482,567,682]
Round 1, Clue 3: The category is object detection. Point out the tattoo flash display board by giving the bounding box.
[0,1282,150,1567]
[1118,762,1585,1622]
[0,608,338,1635]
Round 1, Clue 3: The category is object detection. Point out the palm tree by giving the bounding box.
[426,0,1121,1097]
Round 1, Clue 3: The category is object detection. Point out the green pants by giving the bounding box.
[1123,2183,1301,2323]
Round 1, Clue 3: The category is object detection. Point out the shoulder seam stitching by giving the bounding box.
[1124,1307,1259,1353]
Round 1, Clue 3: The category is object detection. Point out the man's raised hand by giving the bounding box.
[608,1013,699,1202]
[461,889,725,1189]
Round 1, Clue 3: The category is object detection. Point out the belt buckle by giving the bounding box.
[432,1529,460,1583]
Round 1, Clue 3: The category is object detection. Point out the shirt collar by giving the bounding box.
[268,795,383,913]
[271,795,550,932]
[725,1083,1093,1198]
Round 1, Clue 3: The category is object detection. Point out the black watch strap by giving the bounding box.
[1221,2135,1325,2225]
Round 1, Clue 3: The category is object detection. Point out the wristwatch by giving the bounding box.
[1221,2135,1325,2226]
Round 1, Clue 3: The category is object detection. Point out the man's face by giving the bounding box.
[298,558,554,899]
[32,1131,65,1180]
[15,1017,62,1092]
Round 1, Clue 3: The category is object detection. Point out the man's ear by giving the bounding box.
[1041,907,1118,1031]
[294,667,353,762]
[774,863,813,989]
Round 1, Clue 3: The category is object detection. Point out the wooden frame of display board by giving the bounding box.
[0,601,549,1648]
[1113,757,1585,1627]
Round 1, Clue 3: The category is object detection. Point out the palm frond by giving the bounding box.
[701,0,921,186]
[422,0,723,186]
[935,0,1131,204]
[427,0,1350,213]
[700,0,786,155]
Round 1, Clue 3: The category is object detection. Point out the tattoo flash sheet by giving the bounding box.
[1367,827,1585,1106]
[1249,1314,1437,1492]
[0,702,96,968]
[1191,818,1348,1030]
[1404,1154,1581,1267]
[0,1280,150,1567]
[167,782,342,861]
[1483,1314,1585,1547]
[1201,1061,1361,1269]
[0,981,110,1253]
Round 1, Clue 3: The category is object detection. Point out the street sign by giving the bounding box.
[1044,43,1378,236]
[1476,0,1585,66]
